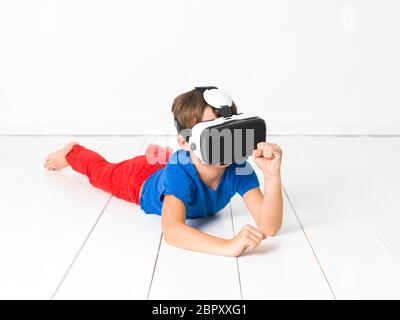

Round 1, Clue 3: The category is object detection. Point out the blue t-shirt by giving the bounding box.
[139,149,260,219]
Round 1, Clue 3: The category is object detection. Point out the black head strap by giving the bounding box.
[220,105,232,118]
[174,118,183,133]
[194,86,218,93]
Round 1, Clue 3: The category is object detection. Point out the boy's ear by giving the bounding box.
[177,135,191,151]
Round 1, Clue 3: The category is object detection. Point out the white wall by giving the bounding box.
[0,0,399,135]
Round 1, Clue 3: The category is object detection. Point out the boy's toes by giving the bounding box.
[44,159,55,170]
[44,158,50,168]
[45,154,53,162]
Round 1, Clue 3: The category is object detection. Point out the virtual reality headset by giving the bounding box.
[174,86,267,165]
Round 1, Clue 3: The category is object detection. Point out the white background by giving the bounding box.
[0,0,399,135]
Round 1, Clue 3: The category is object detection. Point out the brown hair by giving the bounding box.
[171,89,238,130]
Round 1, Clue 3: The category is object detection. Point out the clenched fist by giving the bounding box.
[226,224,266,257]
[252,142,282,177]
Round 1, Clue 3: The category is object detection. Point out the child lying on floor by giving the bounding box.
[44,88,283,257]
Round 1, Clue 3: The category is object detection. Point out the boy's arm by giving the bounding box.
[242,142,283,236]
[242,174,283,236]
[161,194,265,257]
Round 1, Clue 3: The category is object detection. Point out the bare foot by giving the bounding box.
[44,141,79,170]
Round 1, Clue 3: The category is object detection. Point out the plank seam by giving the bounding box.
[0,136,60,195]
[282,185,337,300]
[143,135,164,300]
[51,136,152,299]
[229,202,243,300]
[0,138,58,196]
[0,137,37,162]
[50,195,113,299]
[295,135,400,264]
[0,168,35,197]
[146,233,163,300]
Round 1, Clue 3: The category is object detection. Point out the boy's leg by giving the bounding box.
[65,144,170,203]
[65,144,116,195]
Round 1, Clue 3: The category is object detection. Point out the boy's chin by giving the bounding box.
[196,159,229,168]
[189,152,229,167]
[209,163,229,168]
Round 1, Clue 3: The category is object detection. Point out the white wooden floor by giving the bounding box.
[1,135,400,300]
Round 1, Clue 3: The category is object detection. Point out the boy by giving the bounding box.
[44,88,283,257]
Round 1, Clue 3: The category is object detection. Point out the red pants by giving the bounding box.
[65,143,172,204]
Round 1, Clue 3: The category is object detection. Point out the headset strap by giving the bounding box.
[193,86,218,92]
[174,86,217,133]
[174,86,232,138]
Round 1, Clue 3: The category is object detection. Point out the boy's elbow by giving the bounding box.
[163,232,174,245]
[162,224,181,245]
[162,225,173,244]
[264,230,278,237]
[262,225,282,237]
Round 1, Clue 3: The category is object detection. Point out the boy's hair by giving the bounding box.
[171,89,238,130]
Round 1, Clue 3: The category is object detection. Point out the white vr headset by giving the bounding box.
[174,86,266,165]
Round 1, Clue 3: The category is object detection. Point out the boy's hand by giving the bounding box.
[252,142,282,177]
[226,224,266,257]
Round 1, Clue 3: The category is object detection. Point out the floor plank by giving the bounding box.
[148,137,240,299]
[0,137,66,195]
[148,206,241,300]
[0,136,35,160]
[276,136,400,299]
[0,137,116,299]
[231,158,333,299]
[54,136,164,299]
[298,136,400,264]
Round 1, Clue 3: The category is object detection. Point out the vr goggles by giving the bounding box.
[174,86,266,165]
